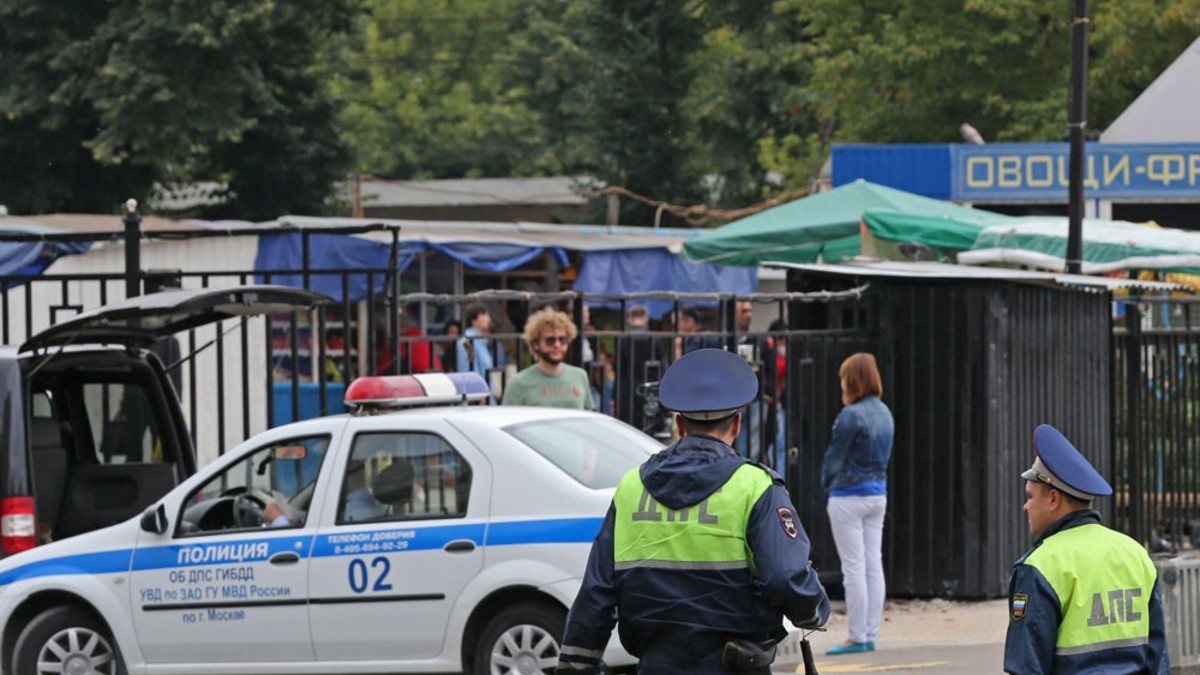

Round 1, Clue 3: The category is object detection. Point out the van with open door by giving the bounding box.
[0,284,329,556]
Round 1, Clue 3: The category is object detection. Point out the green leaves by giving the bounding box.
[0,0,353,217]
[5,0,1200,221]
[785,0,1200,146]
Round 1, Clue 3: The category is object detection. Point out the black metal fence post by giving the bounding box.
[1125,300,1143,544]
[123,199,141,299]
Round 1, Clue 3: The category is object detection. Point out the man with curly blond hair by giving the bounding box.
[502,308,596,410]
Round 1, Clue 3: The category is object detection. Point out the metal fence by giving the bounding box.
[5,261,1200,581]
[1115,297,1200,552]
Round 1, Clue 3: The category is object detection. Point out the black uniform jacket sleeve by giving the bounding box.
[1148,579,1170,675]
[745,481,831,629]
[556,504,617,674]
[1004,563,1060,675]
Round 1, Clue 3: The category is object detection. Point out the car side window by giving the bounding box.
[178,436,329,536]
[337,432,472,524]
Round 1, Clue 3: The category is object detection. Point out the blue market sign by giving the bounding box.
[950,143,1200,201]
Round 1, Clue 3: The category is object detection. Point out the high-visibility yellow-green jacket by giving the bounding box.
[1003,510,1168,674]
[557,435,830,673]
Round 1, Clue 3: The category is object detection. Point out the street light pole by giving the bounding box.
[1066,0,1089,275]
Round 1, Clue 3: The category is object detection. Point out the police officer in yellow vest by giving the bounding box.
[1004,424,1168,674]
[555,349,830,674]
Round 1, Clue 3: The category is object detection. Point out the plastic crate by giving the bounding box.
[272,382,347,426]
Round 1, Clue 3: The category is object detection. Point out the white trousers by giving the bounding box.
[827,495,887,643]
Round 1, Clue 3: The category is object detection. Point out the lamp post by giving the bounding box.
[1066,0,1089,275]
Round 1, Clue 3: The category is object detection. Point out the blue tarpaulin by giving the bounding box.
[0,241,92,289]
[254,233,568,303]
[574,248,758,318]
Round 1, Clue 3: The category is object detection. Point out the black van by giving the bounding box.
[0,285,328,555]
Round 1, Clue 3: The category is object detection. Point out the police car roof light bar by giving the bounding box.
[344,372,490,412]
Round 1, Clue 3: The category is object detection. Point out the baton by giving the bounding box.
[800,631,819,675]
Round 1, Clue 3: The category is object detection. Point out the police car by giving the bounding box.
[0,372,655,674]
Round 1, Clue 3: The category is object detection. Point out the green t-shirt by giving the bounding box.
[502,364,596,410]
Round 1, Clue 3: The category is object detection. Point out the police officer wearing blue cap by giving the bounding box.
[1004,424,1168,675]
[555,349,830,674]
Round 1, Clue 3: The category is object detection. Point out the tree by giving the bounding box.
[327,0,550,179]
[780,0,1200,147]
[0,0,352,218]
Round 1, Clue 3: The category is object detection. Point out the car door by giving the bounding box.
[308,418,492,662]
[128,432,334,666]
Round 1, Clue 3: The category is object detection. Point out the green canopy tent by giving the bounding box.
[861,209,1016,257]
[959,218,1200,274]
[681,179,994,266]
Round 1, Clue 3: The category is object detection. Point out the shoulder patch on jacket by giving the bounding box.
[778,507,798,538]
[1011,593,1028,620]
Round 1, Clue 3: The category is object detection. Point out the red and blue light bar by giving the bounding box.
[344,372,491,411]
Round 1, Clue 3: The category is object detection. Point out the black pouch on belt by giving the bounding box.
[721,639,777,673]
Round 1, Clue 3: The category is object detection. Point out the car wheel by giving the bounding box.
[12,605,126,675]
[474,603,566,675]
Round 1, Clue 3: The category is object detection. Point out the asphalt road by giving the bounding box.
[774,642,1007,674]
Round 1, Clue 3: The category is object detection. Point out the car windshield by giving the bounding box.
[503,416,663,489]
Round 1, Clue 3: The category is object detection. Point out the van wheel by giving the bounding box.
[474,603,566,675]
[12,605,125,675]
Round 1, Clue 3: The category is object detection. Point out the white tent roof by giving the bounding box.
[278,215,699,252]
[1103,36,1200,142]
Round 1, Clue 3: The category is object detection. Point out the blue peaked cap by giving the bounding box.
[1022,424,1113,500]
[659,348,758,421]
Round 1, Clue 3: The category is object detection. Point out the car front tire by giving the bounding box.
[474,602,566,675]
[12,605,126,675]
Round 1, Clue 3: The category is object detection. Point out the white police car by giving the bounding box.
[0,373,657,674]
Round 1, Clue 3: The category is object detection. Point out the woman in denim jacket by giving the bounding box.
[821,352,894,656]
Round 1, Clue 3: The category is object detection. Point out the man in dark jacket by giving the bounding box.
[1004,424,1168,675]
[556,349,830,674]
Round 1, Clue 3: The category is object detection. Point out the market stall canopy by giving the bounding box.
[251,216,737,304]
[960,218,1200,274]
[0,215,185,279]
[682,180,994,266]
[861,208,1016,258]
[573,248,756,318]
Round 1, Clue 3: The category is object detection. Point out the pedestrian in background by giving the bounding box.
[614,304,661,433]
[556,349,829,674]
[766,317,788,474]
[502,308,595,410]
[822,352,893,656]
[733,301,777,464]
[455,302,505,378]
[1004,424,1168,674]
[439,319,461,372]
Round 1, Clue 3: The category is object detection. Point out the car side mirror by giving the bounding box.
[140,503,168,535]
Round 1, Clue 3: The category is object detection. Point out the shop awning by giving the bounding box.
[682,180,993,266]
[960,218,1200,274]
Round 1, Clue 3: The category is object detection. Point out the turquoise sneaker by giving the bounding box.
[825,641,875,655]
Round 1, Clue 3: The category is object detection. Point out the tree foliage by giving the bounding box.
[4,0,1200,221]
[0,0,352,218]
[783,0,1200,145]
[326,0,553,179]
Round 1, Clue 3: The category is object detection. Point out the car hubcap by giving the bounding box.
[38,627,116,675]
[490,623,560,675]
